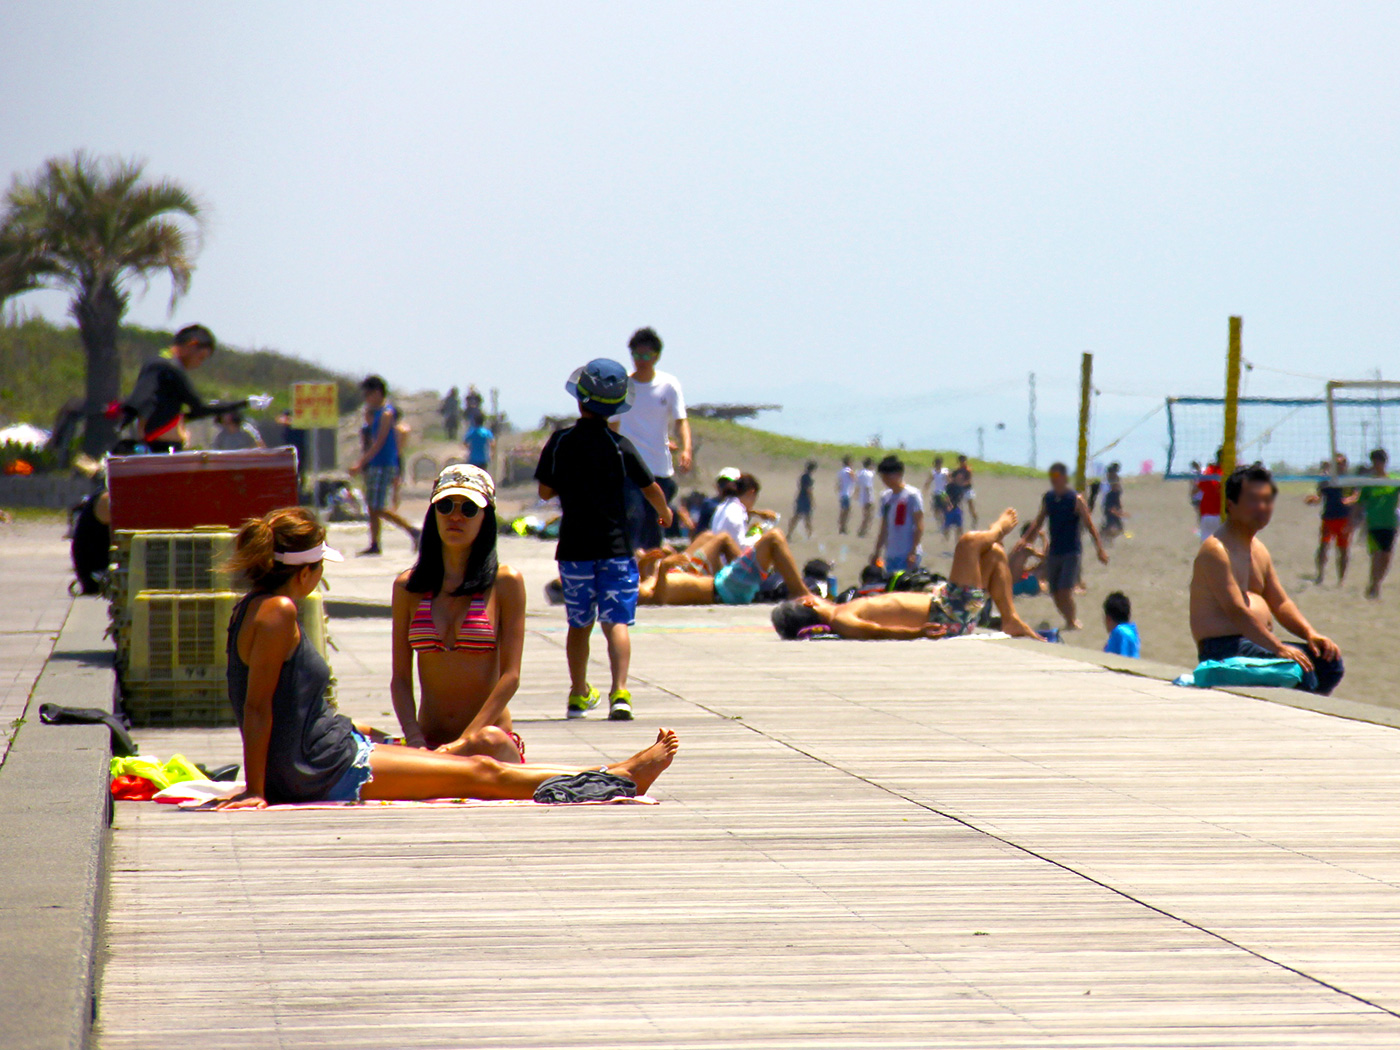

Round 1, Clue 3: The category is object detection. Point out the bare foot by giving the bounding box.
[990,507,1018,542]
[1063,620,1082,631]
[609,728,679,794]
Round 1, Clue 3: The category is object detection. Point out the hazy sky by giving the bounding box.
[3,2,1398,469]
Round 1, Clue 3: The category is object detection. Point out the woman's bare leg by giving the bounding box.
[361,729,679,800]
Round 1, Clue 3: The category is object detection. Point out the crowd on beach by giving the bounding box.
[96,323,1395,810]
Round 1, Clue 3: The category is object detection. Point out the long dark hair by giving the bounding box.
[405,504,499,597]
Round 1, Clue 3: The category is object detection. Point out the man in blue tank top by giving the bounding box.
[1020,462,1109,630]
[350,375,420,556]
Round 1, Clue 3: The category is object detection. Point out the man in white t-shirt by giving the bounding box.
[855,457,877,537]
[615,327,691,552]
[871,454,925,575]
[927,456,951,533]
[836,455,856,534]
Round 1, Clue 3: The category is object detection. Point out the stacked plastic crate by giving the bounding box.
[110,527,331,726]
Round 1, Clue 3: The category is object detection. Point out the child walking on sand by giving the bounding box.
[536,359,673,721]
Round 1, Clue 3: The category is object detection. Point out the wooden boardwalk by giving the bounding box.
[97,536,1400,1047]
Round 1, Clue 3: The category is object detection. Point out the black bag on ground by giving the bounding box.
[888,568,946,593]
[39,703,136,757]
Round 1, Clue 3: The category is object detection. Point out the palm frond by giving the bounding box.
[0,151,204,313]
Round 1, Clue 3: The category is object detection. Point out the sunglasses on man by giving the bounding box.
[433,497,482,517]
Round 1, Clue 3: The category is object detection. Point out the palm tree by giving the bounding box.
[0,152,202,454]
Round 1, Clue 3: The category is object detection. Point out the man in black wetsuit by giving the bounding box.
[118,324,248,452]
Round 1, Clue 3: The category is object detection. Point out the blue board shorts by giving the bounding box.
[363,465,395,511]
[944,506,963,528]
[559,557,640,627]
[713,547,766,605]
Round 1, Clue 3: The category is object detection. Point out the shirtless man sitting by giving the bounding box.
[770,508,1040,640]
[638,528,813,606]
[1189,462,1344,695]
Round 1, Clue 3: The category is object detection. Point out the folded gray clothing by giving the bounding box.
[533,770,637,804]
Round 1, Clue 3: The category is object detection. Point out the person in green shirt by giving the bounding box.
[1349,448,1398,599]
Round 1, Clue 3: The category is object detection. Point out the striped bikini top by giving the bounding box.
[408,593,497,653]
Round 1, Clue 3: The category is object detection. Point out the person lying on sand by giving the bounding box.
[771,509,1041,640]
[637,528,813,606]
[219,506,678,809]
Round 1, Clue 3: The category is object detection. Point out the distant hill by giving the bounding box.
[0,314,360,429]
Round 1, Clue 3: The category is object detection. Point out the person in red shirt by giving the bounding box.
[1194,449,1224,541]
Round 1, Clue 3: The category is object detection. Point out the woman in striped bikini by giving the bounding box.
[391,464,530,760]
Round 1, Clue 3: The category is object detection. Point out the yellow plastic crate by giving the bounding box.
[113,528,238,598]
[121,591,330,685]
[121,683,237,728]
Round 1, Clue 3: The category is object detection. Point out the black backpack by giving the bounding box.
[69,493,110,596]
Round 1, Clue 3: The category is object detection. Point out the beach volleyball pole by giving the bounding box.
[1222,317,1242,482]
[1075,353,1093,491]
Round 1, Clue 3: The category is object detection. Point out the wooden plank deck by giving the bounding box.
[96,536,1400,1048]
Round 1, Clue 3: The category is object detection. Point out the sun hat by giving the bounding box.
[432,463,495,508]
[565,358,634,418]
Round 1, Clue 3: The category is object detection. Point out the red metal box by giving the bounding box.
[107,448,300,530]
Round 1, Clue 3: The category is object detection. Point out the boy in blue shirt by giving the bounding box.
[535,359,672,721]
[1102,591,1140,658]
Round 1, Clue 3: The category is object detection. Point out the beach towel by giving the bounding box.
[1176,656,1305,690]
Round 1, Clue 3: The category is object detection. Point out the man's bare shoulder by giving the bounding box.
[1193,535,1230,569]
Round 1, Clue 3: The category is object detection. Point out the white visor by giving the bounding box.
[273,542,343,565]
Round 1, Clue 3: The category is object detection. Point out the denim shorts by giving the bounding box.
[324,730,375,802]
[559,557,640,628]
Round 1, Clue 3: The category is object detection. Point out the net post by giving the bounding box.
[1221,317,1242,481]
[1326,381,1340,481]
[1075,352,1093,492]
[1165,398,1177,477]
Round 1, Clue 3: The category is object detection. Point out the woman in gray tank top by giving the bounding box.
[219,508,679,809]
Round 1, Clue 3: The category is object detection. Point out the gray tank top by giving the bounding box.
[226,594,356,804]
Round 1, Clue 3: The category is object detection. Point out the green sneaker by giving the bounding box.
[567,687,600,719]
[608,688,634,721]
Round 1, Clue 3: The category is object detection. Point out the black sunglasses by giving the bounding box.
[433,497,481,517]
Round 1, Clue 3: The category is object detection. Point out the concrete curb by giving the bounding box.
[0,599,114,1050]
[993,636,1400,731]
[324,596,392,619]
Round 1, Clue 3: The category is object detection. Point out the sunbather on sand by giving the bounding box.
[770,509,1041,640]
[638,528,814,605]
[219,506,678,809]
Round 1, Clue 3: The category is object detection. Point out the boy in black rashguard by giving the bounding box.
[536,359,672,721]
